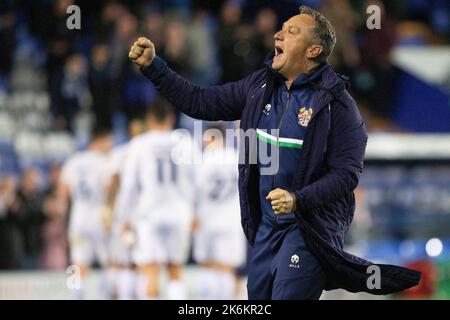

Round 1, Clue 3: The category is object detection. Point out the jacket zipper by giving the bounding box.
[276,91,291,142]
[273,90,291,221]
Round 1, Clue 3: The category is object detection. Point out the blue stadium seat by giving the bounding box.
[0,140,20,176]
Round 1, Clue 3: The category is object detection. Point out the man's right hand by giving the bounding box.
[128,37,155,69]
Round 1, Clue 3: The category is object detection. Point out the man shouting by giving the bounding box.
[129,5,420,299]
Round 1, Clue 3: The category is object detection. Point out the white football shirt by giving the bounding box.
[116,130,199,222]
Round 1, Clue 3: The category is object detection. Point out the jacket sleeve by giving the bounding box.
[293,96,368,212]
[141,56,256,121]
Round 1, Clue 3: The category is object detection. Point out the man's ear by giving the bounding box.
[307,44,323,60]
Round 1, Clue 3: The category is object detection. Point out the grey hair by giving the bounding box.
[299,5,336,64]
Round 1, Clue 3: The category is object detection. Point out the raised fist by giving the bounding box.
[128,37,155,68]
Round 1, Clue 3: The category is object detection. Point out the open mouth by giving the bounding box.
[275,45,284,57]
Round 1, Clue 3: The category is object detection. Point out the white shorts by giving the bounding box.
[131,217,192,265]
[69,230,108,267]
[194,227,246,267]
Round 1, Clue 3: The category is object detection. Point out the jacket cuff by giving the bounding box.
[293,190,307,213]
[140,56,167,81]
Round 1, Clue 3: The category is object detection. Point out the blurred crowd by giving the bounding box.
[0,165,67,270]
[1,0,449,132]
[0,0,449,271]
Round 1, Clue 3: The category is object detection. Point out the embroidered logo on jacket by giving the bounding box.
[289,254,300,268]
[263,104,272,115]
[298,107,313,127]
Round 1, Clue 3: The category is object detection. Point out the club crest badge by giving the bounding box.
[298,107,313,127]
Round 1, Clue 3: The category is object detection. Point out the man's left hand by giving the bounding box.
[266,188,297,215]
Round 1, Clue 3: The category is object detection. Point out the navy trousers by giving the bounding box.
[247,215,326,300]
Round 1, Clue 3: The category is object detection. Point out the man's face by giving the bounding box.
[272,14,316,77]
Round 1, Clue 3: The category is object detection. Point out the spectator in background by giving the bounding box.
[0,9,16,90]
[16,168,46,269]
[186,8,220,85]
[45,0,76,127]
[96,1,124,41]
[40,164,68,270]
[52,53,90,131]
[360,0,397,68]
[110,10,138,78]
[217,1,249,83]
[159,17,192,128]
[142,10,165,51]
[0,175,22,270]
[356,0,397,118]
[247,8,277,71]
[108,10,158,122]
[93,3,136,128]
[89,43,115,129]
[320,0,361,76]
[160,18,191,78]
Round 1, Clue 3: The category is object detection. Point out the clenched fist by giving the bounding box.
[128,37,155,68]
[266,188,297,215]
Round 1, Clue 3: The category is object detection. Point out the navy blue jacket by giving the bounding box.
[257,61,329,224]
[142,56,421,294]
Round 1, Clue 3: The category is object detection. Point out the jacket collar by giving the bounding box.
[263,53,346,92]
[263,54,350,116]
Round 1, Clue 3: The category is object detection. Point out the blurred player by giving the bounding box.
[193,124,246,299]
[59,127,114,299]
[104,119,145,299]
[116,99,197,299]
